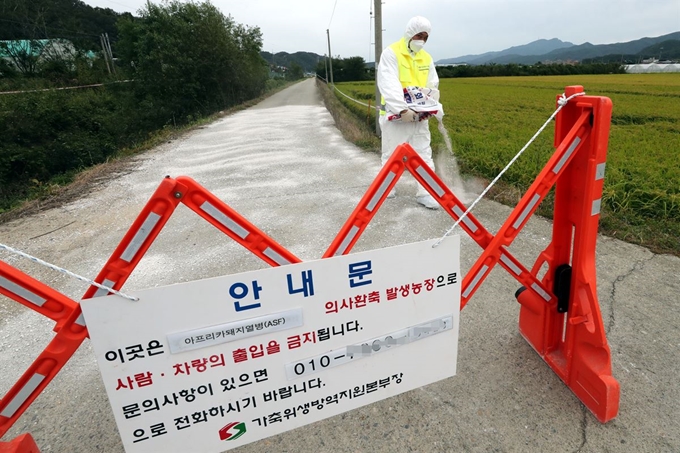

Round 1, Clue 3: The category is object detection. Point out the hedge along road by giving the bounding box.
[1,78,678,452]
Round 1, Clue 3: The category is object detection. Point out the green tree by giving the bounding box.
[342,56,368,81]
[229,21,270,101]
[286,62,304,80]
[0,40,43,75]
[116,1,268,125]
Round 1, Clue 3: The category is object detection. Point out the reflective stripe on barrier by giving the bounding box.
[175,176,301,267]
[0,262,86,442]
[0,374,45,419]
[0,266,77,327]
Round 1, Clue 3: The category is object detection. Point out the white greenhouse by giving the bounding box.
[625,63,680,73]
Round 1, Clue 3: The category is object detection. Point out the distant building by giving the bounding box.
[0,39,76,73]
[540,59,579,65]
[268,63,287,78]
[625,63,680,73]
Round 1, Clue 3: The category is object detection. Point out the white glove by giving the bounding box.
[399,109,418,122]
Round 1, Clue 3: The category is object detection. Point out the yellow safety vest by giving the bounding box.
[381,38,432,111]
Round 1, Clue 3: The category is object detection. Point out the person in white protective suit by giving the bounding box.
[378,16,441,209]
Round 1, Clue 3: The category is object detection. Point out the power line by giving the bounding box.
[0,18,102,39]
[368,0,373,62]
[328,0,339,29]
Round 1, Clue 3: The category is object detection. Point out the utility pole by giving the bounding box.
[104,33,116,75]
[99,33,116,75]
[324,54,328,83]
[373,0,383,135]
[326,29,334,86]
[100,34,111,74]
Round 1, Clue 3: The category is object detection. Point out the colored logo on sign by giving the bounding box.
[219,422,247,441]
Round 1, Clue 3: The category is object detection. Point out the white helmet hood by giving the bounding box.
[404,16,431,41]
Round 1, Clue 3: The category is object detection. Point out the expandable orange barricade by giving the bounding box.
[326,85,619,422]
[516,86,619,423]
[1,85,619,451]
[0,177,302,451]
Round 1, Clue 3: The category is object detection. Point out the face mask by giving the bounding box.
[409,39,425,53]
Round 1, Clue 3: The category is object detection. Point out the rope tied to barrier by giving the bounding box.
[332,83,379,111]
[0,242,139,301]
[432,90,586,248]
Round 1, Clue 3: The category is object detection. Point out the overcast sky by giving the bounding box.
[83,0,679,62]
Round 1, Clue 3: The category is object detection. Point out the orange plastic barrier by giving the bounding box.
[0,261,85,452]
[0,434,39,453]
[516,86,619,422]
[0,176,301,449]
[325,85,619,422]
[1,85,618,450]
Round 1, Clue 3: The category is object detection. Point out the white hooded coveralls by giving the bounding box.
[377,16,439,197]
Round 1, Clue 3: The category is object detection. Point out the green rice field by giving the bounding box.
[334,74,680,255]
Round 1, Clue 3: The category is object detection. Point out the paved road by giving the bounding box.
[1,78,678,452]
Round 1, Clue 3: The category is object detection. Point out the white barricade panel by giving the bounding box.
[81,237,461,453]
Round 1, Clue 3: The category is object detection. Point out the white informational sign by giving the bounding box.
[81,237,461,453]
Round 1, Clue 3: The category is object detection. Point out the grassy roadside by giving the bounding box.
[317,78,679,257]
[317,79,381,152]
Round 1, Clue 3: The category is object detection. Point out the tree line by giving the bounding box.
[435,62,626,78]
[314,58,626,82]
[0,1,285,212]
[315,57,373,83]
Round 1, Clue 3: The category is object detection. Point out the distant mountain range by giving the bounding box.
[440,38,575,65]
[436,32,680,65]
[264,32,680,72]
